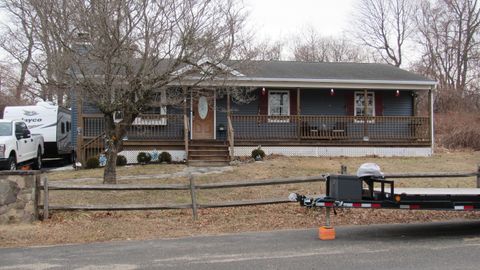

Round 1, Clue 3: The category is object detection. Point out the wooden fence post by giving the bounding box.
[189,174,198,220]
[477,164,480,188]
[43,177,49,220]
[341,165,347,175]
[34,174,41,220]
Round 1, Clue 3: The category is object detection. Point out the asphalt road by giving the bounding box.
[1,220,480,270]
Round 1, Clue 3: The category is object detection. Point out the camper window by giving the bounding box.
[66,121,71,132]
[61,122,65,134]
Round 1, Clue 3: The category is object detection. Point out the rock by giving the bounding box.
[15,199,26,210]
[0,215,9,225]
[0,180,20,206]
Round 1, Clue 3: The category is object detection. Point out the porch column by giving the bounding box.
[226,89,234,159]
[183,87,189,161]
[363,89,368,140]
[297,88,301,140]
[227,89,231,118]
[412,91,417,116]
[428,88,434,150]
[77,88,84,165]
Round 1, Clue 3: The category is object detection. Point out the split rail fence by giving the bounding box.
[39,165,480,220]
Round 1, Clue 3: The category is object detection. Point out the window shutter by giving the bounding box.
[345,92,354,115]
[258,88,268,115]
[375,92,383,116]
[290,90,297,115]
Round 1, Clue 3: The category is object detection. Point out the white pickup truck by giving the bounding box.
[0,120,44,170]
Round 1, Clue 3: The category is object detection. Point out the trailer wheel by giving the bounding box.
[33,147,42,170]
[8,155,17,171]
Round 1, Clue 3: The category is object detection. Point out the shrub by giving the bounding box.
[116,155,127,166]
[85,157,99,169]
[160,151,172,163]
[436,112,480,150]
[137,152,152,164]
[251,148,266,160]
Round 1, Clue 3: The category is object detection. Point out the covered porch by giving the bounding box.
[76,61,436,164]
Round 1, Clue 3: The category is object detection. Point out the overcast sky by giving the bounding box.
[244,0,356,41]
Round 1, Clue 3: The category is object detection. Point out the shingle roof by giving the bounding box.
[234,60,434,83]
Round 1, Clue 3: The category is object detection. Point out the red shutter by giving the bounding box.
[345,92,354,115]
[375,92,383,116]
[259,88,268,115]
[290,90,297,115]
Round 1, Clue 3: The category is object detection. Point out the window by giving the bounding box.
[133,90,167,125]
[15,122,25,139]
[268,91,290,122]
[354,91,375,117]
[61,122,66,134]
[66,121,71,132]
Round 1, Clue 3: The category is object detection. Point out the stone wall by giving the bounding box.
[0,171,40,224]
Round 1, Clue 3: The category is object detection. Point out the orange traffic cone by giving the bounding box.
[319,226,336,240]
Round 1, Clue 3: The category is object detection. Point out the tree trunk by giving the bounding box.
[103,138,119,184]
[102,114,124,184]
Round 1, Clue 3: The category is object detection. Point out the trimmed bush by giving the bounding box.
[160,151,172,163]
[85,157,100,169]
[116,155,127,166]
[251,148,265,160]
[137,152,152,164]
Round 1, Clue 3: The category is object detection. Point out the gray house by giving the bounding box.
[75,60,436,166]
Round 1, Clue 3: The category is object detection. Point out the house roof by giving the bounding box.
[177,60,436,90]
[237,61,433,83]
[72,57,436,90]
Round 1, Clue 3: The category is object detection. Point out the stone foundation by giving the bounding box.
[0,171,40,224]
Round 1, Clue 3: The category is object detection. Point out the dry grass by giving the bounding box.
[1,150,480,248]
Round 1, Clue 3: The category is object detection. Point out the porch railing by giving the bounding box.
[230,115,430,143]
[83,114,184,140]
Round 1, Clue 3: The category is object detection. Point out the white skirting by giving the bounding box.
[234,146,432,157]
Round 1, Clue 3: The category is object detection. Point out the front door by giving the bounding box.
[192,93,215,140]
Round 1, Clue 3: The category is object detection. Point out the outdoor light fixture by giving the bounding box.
[330,89,335,96]
[262,87,266,96]
[395,90,400,97]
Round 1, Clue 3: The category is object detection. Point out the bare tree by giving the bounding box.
[416,0,480,93]
[0,0,76,105]
[30,0,75,106]
[42,0,247,183]
[250,39,283,61]
[292,27,371,62]
[0,0,37,102]
[353,0,417,67]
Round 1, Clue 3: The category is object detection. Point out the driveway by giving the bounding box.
[1,220,480,270]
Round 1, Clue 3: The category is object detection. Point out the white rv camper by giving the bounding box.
[3,102,73,160]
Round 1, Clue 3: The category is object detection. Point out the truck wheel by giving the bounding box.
[8,156,17,171]
[33,147,42,170]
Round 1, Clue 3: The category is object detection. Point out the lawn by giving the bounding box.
[1,150,479,248]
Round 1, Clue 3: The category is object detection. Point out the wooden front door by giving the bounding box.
[192,94,215,140]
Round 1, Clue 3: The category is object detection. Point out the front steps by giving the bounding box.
[188,140,230,167]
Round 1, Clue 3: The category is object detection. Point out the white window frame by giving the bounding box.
[116,90,168,125]
[268,90,290,123]
[354,91,375,123]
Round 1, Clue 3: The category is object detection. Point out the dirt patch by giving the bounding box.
[1,151,479,248]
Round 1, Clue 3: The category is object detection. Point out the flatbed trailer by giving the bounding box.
[291,166,480,240]
[291,175,480,212]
